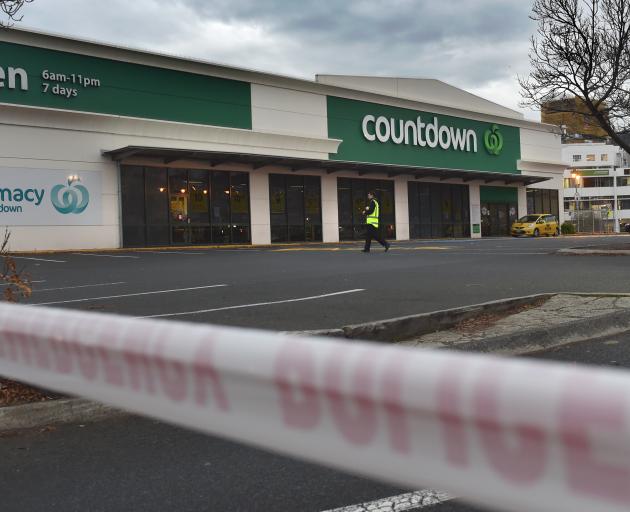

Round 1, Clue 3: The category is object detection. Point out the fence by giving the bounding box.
[565,209,616,233]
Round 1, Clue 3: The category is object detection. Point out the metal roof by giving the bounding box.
[103,146,549,185]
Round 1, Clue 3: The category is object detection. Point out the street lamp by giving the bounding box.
[571,173,581,232]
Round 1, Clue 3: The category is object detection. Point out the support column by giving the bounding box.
[517,185,527,218]
[249,171,271,245]
[394,176,410,241]
[321,174,339,243]
[469,182,481,238]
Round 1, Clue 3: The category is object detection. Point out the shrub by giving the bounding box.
[561,222,576,235]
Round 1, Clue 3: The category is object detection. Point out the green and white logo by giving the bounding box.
[51,176,89,214]
[484,124,504,156]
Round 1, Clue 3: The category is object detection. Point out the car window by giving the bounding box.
[517,215,540,223]
[545,215,555,222]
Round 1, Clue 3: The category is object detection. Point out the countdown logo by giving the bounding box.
[51,176,89,214]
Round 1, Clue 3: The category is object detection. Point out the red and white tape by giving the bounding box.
[0,302,629,512]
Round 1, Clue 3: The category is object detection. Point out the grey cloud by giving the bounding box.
[18,0,538,114]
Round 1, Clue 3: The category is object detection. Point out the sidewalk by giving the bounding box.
[401,294,630,348]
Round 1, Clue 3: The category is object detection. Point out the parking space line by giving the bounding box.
[72,253,141,259]
[34,282,126,292]
[32,284,228,306]
[12,256,66,263]
[0,280,46,287]
[140,289,365,319]
[321,489,452,512]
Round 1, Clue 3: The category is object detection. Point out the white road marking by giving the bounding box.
[0,279,46,287]
[217,249,261,252]
[321,490,452,512]
[72,253,140,259]
[453,251,549,255]
[141,289,365,319]
[142,251,206,255]
[34,281,126,292]
[12,256,66,263]
[32,284,228,306]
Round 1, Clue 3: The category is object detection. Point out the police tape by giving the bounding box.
[0,302,628,512]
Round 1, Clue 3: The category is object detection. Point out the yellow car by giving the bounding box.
[511,214,559,237]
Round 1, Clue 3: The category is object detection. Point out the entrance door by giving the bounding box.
[481,202,517,236]
[168,169,211,244]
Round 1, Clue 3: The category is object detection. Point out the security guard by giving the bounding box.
[362,191,391,253]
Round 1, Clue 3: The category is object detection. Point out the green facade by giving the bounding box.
[480,186,518,203]
[0,41,252,129]
[327,96,521,174]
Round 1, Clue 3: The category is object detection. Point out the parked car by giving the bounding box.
[511,214,559,237]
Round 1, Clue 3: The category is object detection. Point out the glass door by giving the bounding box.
[481,202,516,237]
[169,169,189,244]
[169,169,211,244]
[188,170,210,243]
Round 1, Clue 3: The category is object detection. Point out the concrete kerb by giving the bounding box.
[557,248,630,256]
[293,293,557,342]
[291,292,630,352]
[0,398,126,432]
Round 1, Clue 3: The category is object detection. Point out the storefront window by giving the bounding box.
[527,189,560,217]
[269,174,322,243]
[581,177,613,188]
[618,196,630,210]
[337,178,396,241]
[145,168,169,246]
[408,182,469,239]
[120,166,250,247]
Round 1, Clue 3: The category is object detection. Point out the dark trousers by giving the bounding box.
[364,224,388,251]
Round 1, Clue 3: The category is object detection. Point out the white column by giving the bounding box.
[394,176,410,241]
[249,171,271,245]
[469,182,481,238]
[517,185,527,218]
[321,174,339,243]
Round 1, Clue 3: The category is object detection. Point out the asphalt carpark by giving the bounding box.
[14,235,630,331]
[5,234,630,512]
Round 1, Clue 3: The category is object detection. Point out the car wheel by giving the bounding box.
[554,227,560,236]
[533,228,540,237]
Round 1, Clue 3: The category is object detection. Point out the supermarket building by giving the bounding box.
[0,29,565,251]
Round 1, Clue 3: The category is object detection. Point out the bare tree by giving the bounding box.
[520,0,630,152]
[0,229,31,302]
[0,0,33,27]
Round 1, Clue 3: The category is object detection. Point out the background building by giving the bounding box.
[562,142,630,232]
[542,97,609,141]
[0,28,564,250]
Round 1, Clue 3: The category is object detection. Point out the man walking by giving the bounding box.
[362,191,391,253]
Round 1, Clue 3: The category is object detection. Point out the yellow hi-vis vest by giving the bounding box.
[366,200,380,228]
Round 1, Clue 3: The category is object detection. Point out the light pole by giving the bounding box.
[613,166,620,233]
[571,173,581,232]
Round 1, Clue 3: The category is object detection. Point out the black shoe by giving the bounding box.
[385,243,390,252]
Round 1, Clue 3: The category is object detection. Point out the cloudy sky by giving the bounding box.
[13,0,540,119]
